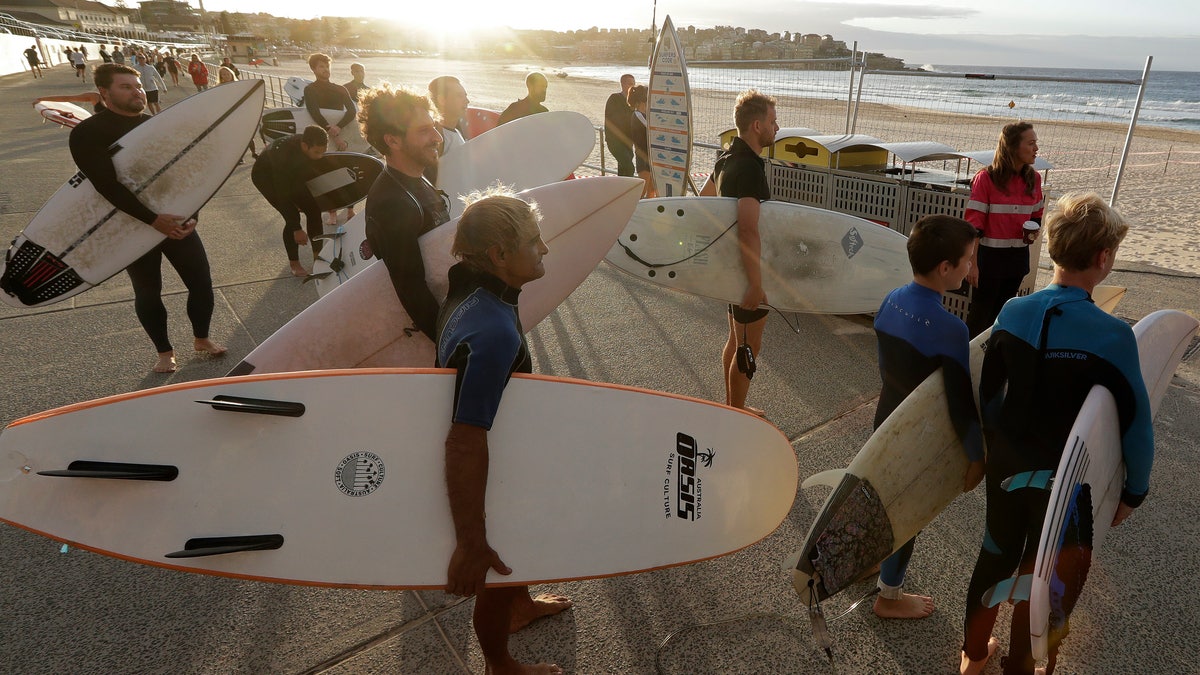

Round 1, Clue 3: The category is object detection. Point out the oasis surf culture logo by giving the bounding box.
[335,451,385,497]
[664,432,715,521]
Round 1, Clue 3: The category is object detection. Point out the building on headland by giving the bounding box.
[137,0,203,34]
[0,0,143,38]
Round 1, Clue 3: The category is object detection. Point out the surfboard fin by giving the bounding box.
[165,534,284,558]
[801,468,846,489]
[195,395,305,417]
[1000,470,1055,492]
[981,574,1034,607]
[302,271,334,283]
[37,460,178,481]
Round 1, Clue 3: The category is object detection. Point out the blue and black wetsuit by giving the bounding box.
[436,263,530,429]
[962,284,1152,673]
[873,282,983,594]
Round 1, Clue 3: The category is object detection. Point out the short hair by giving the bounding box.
[1045,192,1128,272]
[427,75,462,104]
[734,89,776,133]
[526,72,547,89]
[627,84,648,108]
[300,125,329,147]
[452,189,541,271]
[620,73,635,84]
[357,82,433,155]
[350,62,365,75]
[987,122,1038,197]
[907,215,978,276]
[95,63,139,89]
[308,53,331,70]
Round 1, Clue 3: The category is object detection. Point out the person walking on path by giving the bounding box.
[132,53,168,115]
[24,46,43,78]
[186,53,209,92]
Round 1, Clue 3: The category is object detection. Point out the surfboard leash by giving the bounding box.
[616,218,738,269]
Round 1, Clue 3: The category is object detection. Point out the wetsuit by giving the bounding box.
[962,284,1152,674]
[251,135,324,262]
[873,282,983,594]
[630,111,650,176]
[436,263,531,428]
[712,136,771,323]
[364,167,450,342]
[605,91,634,177]
[302,80,356,130]
[68,109,214,354]
[497,97,547,126]
[964,169,1044,337]
[342,77,366,104]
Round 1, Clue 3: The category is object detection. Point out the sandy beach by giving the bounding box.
[256,54,1200,275]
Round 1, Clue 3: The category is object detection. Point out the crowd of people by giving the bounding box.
[34,51,1156,675]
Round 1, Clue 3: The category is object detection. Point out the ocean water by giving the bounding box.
[557,63,1200,134]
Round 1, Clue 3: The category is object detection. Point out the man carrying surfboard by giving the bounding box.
[251,126,329,277]
[69,63,226,373]
[498,72,549,126]
[699,90,778,416]
[437,190,570,675]
[428,75,471,156]
[959,193,1153,675]
[303,53,357,153]
[358,84,451,342]
[872,214,984,620]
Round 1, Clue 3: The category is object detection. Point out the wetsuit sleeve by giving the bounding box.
[366,196,440,340]
[940,327,984,462]
[978,330,1009,431]
[443,319,523,430]
[304,84,330,128]
[68,120,158,226]
[1109,326,1154,501]
[334,87,356,129]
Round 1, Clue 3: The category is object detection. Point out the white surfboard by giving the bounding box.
[259,106,345,142]
[35,101,92,128]
[647,16,692,198]
[1028,309,1199,659]
[606,197,911,314]
[283,76,310,105]
[230,177,644,375]
[0,369,798,588]
[307,110,597,298]
[0,80,266,308]
[785,286,1127,604]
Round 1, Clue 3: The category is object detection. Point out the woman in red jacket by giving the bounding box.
[186,53,209,93]
[964,122,1044,337]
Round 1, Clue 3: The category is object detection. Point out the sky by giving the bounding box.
[196,0,1200,71]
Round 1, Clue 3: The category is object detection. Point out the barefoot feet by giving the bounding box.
[960,636,1000,675]
[873,592,934,619]
[194,338,227,357]
[153,351,177,373]
[509,593,573,634]
[290,261,307,277]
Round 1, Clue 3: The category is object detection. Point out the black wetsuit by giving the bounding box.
[604,91,634,176]
[497,97,547,126]
[712,136,771,323]
[364,167,450,342]
[68,109,214,353]
[251,135,323,262]
[303,80,356,130]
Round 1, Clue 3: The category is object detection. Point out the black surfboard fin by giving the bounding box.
[165,534,284,558]
[302,271,333,284]
[38,460,178,481]
[195,395,305,417]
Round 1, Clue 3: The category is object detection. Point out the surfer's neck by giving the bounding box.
[738,133,766,155]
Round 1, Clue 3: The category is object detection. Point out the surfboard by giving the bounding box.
[605,197,911,314]
[259,106,345,143]
[230,176,643,375]
[647,16,692,197]
[305,152,383,212]
[35,101,92,128]
[0,80,266,308]
[1027,309,1198,660]
[0,369,798,588]
[306,110,596,298]
[465,106,500,139]
[784,286,1128,605]
[283,76,310,105]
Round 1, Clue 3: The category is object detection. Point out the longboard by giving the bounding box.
[1028,309,1199,659]
[647,16,692,197]
[785,286,1127,604]
[305,152,383,212]
[606,197,911,314]
[308,110,597,298]
[230,177,644,375]
[0,80,266,308]
[0,369,798,588]
[35,101,92,128]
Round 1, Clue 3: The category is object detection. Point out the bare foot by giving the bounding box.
[290,261,307,277]
[194,338,227,357]
[509,593,572,633]
[960,636,1000,675]
[741,405,767,418]
[153,351,177,373]
[873,592,934,619]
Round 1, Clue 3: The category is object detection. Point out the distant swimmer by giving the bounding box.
[252,126,328,277]
[436,190,570,675]
[698,90,778,417]
[603,73,636,177]
[358,84,450,342]
[497,72,548,126]
[68,63,226,373]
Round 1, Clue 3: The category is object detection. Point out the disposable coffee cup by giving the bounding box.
[1022,220,1040,244]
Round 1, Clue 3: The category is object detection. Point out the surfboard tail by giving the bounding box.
[0,239,86,307]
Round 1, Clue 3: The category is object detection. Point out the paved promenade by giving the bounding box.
[1,64,1198,674]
